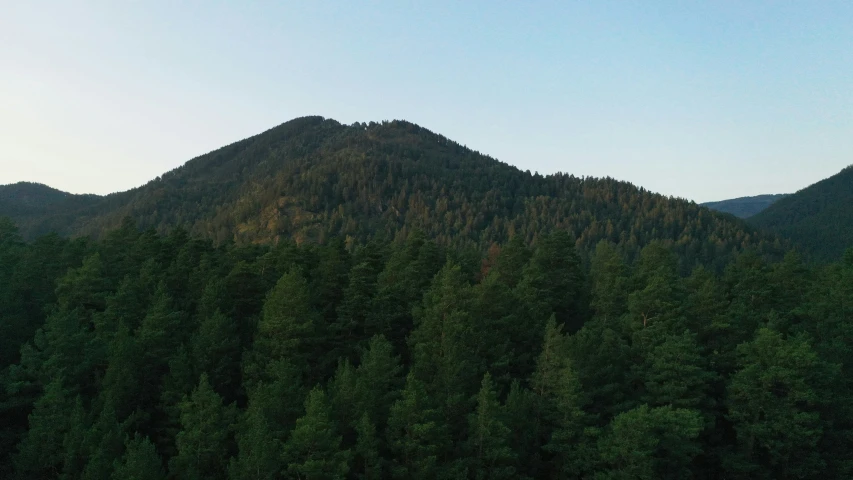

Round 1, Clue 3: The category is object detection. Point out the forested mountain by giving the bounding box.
[750,165,853,261]
[2,220,853,479]
[1,116,784,271]
[0,182,101,237]
[2,116,852,479]
[702,193,788,218]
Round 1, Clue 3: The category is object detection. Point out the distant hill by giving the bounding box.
[0,116,784,269]
[750,165,853,261]
[702,194,788,218]
[0,182,101,237]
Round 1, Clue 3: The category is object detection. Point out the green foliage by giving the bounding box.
[597,404,703,479]
[726,328,829,478]
[13,377,76,478]
[751,165,853,261]
[3,218,853,479]
[283,386,351,480]
[0,116,784,269]
[111,435,166,480]
[466,373,516,480]
[168,374,237,480]
[248,270,320,384]
[386,373,453,480]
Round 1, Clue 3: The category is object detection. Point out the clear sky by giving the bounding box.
[1,1,851,203]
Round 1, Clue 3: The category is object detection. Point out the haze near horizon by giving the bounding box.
[1,1,851,203]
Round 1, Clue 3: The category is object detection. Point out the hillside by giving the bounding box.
[702,194,788,218]
[750,165,853,261]
[0,182,101,238]
[1,116,783,269]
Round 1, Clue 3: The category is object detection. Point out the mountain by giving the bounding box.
[0,182,101,237]
[0,116,783,269]
[750,165,853,261]
[702,194,788,218]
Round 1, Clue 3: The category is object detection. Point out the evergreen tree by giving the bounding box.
[353,335,403,428]
[503,381,536,480]
[466,373,515,480]
[386,373,454,480]
[589,240,629,322]
[470,270,524,386]
[597,405,703,479]
[229,359,305,480]
[531,317,591,477]
[14,377,76,479]
[111,435,166,480]
[409,262,478,440]
[491,235,530,289]
[229,397,283,480]
[726,328,828,478]
[516,230,588,333]
[246,270,319,386]
[633,330,714,412]
[169,374,237,480]
[282,386,351,480]
[78,405,126,480]
[191,309,241,398]
[353,413,382,480]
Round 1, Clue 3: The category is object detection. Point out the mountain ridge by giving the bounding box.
[750,165,853,261]
[702,193,789,218]
[1,116,784,269]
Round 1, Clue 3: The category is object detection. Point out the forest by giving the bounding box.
[751,165,853,262]
[0,117,787,270]
[2,215,852,480]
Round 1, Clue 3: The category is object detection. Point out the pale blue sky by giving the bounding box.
[1,1,851,202]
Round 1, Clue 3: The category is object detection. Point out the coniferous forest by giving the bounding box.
[3,213,853,480]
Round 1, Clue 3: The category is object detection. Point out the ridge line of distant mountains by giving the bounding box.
[701,194,789,219]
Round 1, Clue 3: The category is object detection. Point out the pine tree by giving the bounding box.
[491,235,530,289]
[282,386,351,480]
[229,360,306,480]
[515,230,588,333]
[111,435,166,480]
[466,373,516,480]
[589,240,629,322]
[353,413,382,480]
[386,373,453,480]
[247,270,319,386]
[97,322,143,420]
[634,330,714,412]
[191,309,241,398]
[78,405,126,480]
[229,398,283,480]
[503,381,536,480]
[409,262,478,441]
[328,359,358,443]
[353,335,403,428]
[597,404,703,479]
[470,270,524,386]
[566,317,632,419]
[726,328,827,478]
[136,283,185,365]
[334,260,380,356]
[169,374,237,480]
[627,242,686,336]
[14,377,76,478]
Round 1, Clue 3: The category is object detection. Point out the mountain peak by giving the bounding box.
[0,117,783,267]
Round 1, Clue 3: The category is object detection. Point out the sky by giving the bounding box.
[1,1,851,203]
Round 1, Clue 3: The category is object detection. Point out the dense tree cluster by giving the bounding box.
[751,165,853,261]
[0,117,785,270]
[2,217,852,479]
